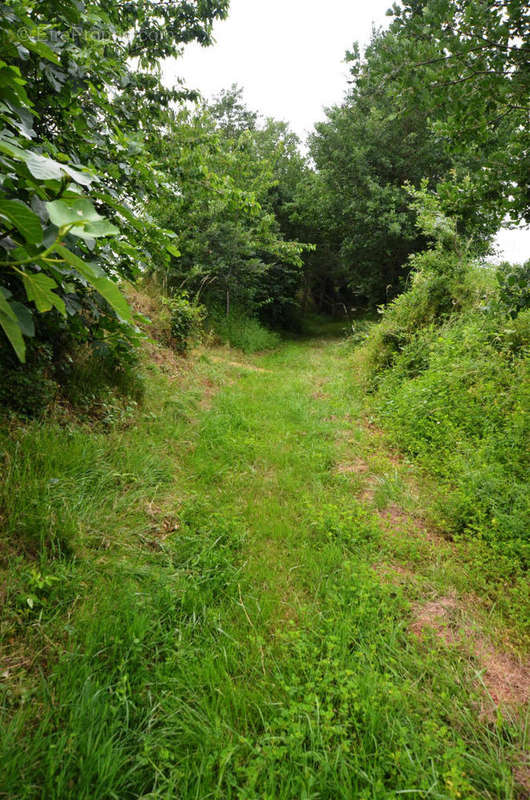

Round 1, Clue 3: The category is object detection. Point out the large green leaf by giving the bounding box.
[54,244,133,323]
[61,164,94,187]
[10,301,35,337]
[46,198,102,227]
[26,152,93,186]
[25,152,66,181]
[0,137,27,160]
[0,290,26,361]
[72,220,120,240]
[22,272,66,315]
[53,243,101,279]
[25,39,61,65]
[91,275,133,323]
[0,199,43,244]
[0,140,92,186]
[46,199,118,239]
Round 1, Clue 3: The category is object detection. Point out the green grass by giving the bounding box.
[208,307,282,353]
[0,334,528,799]
[357,307,530,569]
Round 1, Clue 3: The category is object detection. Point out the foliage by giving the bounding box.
[208,307,281,353]
[144,89,309,323]
[304,30,462,307]
[358,187,488,381]
[0,292,144,416]
[161,294,206,354]
[373,310,529,564]
[0,347,58,417]
[0,0,229,365]
[357,192,529,565]
[294,0,528,311]
[496,259,530,319]
[387,0,530,223]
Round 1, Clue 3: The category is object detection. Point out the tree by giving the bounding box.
[300,6,520,310]
[145,91,309,323]
[0,0,229,361]
[386,0,530,222]
[306,30,455,307]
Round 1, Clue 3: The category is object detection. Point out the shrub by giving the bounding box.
[162,294,206,354]
[356,190,529,565]
[58,341,144,410]
[359,191,496,387]
[373,309,529,564]
[496,259,530,318]
[0,311,144,418]
[498,307,530,354]
[0,341,58,417]
[358,259,529,564]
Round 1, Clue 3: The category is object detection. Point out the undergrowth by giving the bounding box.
[0,333,528,799]
[355,192,529,567]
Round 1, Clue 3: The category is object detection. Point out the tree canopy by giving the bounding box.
[0,0,229,361]
[1,0,528,360]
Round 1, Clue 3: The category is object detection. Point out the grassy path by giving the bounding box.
[1,335,528,798]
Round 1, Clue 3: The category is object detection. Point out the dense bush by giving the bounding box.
[374,310,529,564]
[0,311,144,417]
[0,0,229,415]
[161,294,206,355]
[358,256,493,385]
[495,259,530,319]
[357,192,529,566]
[0,346,58,417]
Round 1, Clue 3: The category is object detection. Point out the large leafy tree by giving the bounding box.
[306,31,454,307]
[0,0,229,361]
[301,2,523,309]
[145,90,308,322]
[386,0,530,222]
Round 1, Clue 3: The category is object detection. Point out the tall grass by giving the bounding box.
[0,337,527,798]
[208,307,281,353]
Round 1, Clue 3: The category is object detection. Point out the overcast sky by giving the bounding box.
[163,0,529,263]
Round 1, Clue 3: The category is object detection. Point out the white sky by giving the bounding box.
[163,0,529,264]
[163,0,391,139]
